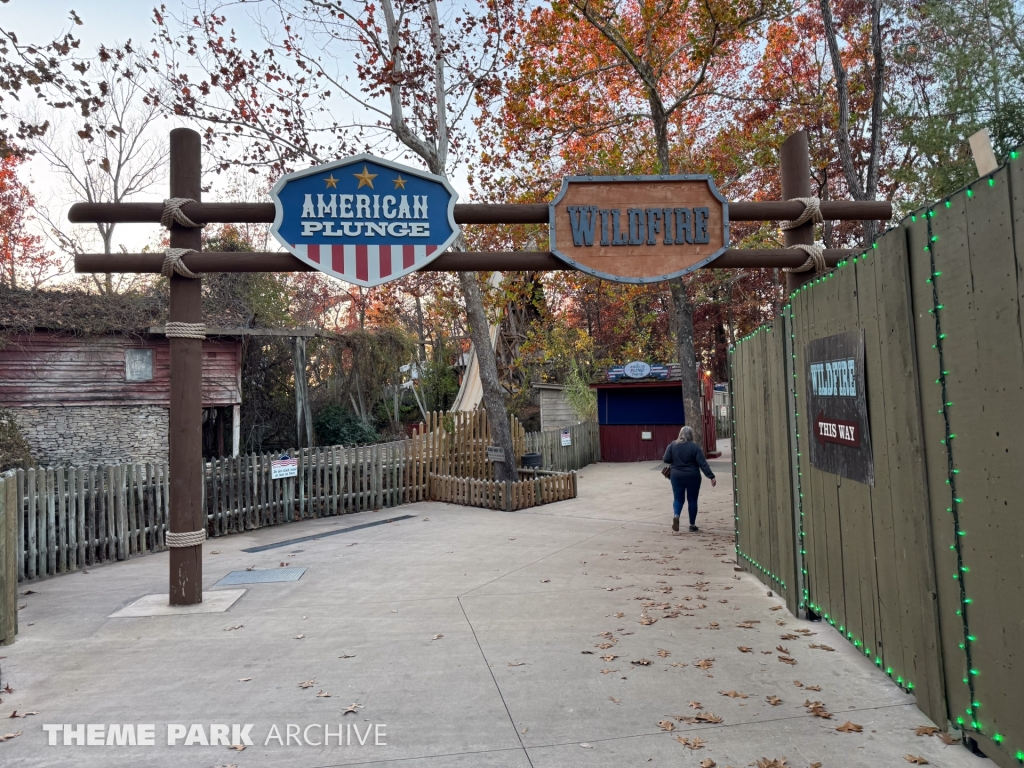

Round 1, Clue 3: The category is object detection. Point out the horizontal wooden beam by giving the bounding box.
[75,248,858,275]
[67,199,892,225]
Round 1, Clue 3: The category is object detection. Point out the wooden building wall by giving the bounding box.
[0,332,241,408]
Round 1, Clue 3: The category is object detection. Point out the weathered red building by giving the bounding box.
[0,289,244,466]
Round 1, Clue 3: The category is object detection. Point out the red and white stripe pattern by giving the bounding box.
[291,243,440,286]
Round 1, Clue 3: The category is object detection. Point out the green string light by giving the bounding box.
[925,199,987,745]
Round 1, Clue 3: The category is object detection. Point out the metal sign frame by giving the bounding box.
[548,174,731,284]
[269,153,461,288]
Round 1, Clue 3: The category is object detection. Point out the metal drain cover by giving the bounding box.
[214,567,307,586]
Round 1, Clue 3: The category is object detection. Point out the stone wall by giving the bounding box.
[11,405,168,466]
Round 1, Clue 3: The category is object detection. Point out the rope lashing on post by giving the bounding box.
[164,322,207,340]
[162,248,199,279]
[780,196,825,230]
[161,197,201,229]
[165,529,207,548]
[783,242,827,274]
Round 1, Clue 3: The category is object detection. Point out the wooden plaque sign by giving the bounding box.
[548,175,729,283]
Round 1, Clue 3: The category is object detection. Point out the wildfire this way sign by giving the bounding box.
[548,175,730,283]
[271,154,459,288]
[805,329,874,485]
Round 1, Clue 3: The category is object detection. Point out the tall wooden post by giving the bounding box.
[168,128,204,605]
[780,130,815,294]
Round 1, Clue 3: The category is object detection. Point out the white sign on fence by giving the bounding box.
[720,406,728,417]
[271,457,298,479]
[487,446,505,462]
[560,429,572,447]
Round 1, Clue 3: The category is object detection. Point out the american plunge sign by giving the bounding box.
[270,154,459,288]
[805,329,874,486]
[548,175,729,283]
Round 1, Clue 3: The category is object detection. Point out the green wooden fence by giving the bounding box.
[730,154,1024,767]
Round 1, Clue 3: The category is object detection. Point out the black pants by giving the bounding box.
[670,473,701,526]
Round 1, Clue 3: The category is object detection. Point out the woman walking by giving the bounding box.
[663,426,716,532]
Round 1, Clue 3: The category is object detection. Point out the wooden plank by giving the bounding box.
[943,167,1024,749]
[15,469,24,582]
[1,474,17,644]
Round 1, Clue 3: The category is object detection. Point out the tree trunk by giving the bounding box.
[458,271,519,482]
[669,277,703,450]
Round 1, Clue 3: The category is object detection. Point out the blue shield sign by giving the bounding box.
[270,154,459,287]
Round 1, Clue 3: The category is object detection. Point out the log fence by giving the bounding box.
[8,416,599,584]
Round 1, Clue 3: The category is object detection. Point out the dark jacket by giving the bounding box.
[663,440,715,479]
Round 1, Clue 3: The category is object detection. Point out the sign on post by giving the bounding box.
[560,428,572,447]
[805,330,873,485]
[271,456,298,480]
[549,175,729,283]
[271,154,460,287]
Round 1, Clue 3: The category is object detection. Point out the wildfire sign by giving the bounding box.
[270,154,459,287]
[548,175,729,283]
[805,330,873,485]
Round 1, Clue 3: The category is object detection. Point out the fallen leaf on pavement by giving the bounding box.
[904,756,929,764]
[804,685,821,691]
[915,726,939,736]
[738,646,753,653]
[579,742,593,748]
[808,644,835,651]
[658,720,676,731]
[776,645,790,654]
[609,696,620,704]
[601,654,618,662]
[780,633,799,640]
[631,659,652,666]
[766,695,782,706]
[431,634,443,640]
[737,621,759,629]
[689,701,702,709]
[793,681,803,687]
[0,732,21,742]
[719,690,748,698]
[670,662,688,668]
[639,614,658,625]
[770,606,783,611]
[341,703,364,715]
[755,760,788,768]
[224,625,244,631]
[315,690,331,698]
[298,679,317,689]
[700,760,716,768]
[939,732,960,745]
[338,654,356,659]
[805,700,832,719]
[695,658,714,670]
[836,721,863,733]
[778,655,797,665]
[238,678,252,682]
[540,579,550,583]
[8,711,38,718]
[229,744,246,751]
[600,669,617,674]
[657,649,671,657]
[294,634,305,639]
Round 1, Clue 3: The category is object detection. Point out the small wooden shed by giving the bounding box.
[591,364,686,462]
[534,383,578,432]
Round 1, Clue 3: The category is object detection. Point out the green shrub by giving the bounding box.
[314,405,380,446]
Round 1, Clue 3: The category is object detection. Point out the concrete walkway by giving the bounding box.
[1,446,988,768]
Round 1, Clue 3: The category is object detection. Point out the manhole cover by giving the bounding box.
[214,567,307,586]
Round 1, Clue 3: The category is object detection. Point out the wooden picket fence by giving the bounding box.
[524,421,601,471]
[9,414,598,583]
[428,469,578,511]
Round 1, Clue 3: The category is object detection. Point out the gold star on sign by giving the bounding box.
[353,166,377,189]
[324,174,339,188]
[393,175,408,190]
